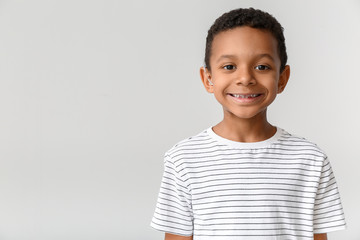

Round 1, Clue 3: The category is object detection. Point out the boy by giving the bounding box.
[151,8,346,240]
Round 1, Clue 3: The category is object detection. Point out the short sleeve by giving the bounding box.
[150,154,193,236]
[313,157,346,233]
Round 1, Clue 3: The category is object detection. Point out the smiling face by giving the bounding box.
[201,26,290,122]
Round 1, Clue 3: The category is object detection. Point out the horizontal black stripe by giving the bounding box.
[317,182,337,193]
[193,186,317,196]
[314,206,344,217]
[177,157,323,170]
[315,191,339,201]
[193,198,314,206]
[183,171,320,181]
[195,221,313,227]
[161,177,189,194]
[194,233,312,238]
[151,221,192,232]
[194,209,314,216]
[314,196,340,207]
[153,215,193,227]
[192,192,316,201]
[159,192,190,206]
[154,212,191,225]
[172,150,325,162]
[190,176,320,185]
[169,142,223,154]
[313,212,344,221]
[191,181,318,191]
[314,222,346,231]
[194,226,314,233]
[201,215,313,222]
[156,201,192,215]
[181,160,323,170]
[184,166,321,176]
[317,176,335,189]
[171,145,325,157]
[194,204,314,211]
[314,202,342,212]
[156,206,191,218]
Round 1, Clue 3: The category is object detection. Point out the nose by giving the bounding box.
[235,67,256,86]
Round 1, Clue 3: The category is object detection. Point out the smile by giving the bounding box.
[228,93,263,104]
[229,94,261,99]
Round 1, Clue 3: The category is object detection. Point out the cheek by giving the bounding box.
[266,76,280,90]
[261,82,279,101]
[213,85,228,102]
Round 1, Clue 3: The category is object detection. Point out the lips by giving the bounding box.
[227,93,264,103]
[229,93,261,99]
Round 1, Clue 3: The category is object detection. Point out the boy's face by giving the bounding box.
[201,26,290,121]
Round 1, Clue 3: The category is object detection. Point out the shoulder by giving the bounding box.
[164,128,216,164]
[277,128,327,158]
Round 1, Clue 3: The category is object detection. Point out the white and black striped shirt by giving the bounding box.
[151,127,346,239]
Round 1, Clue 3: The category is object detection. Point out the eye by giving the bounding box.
[255,65,270,71]
[223,64,236,70]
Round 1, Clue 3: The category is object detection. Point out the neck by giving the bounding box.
[213,110,276,143]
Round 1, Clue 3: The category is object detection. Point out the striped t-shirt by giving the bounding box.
[151,127,346,239]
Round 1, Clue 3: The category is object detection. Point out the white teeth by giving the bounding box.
[231,94,259,98]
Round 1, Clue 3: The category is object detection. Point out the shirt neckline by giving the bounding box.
[207,126,283,149]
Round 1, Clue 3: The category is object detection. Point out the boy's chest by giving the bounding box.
[185,152,321,224]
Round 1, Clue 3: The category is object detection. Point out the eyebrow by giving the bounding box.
[216,54,237,63]
[216,53,275,63]
[257,53,275,62]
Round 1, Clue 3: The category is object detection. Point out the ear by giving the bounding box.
[277,65,290,94]
[200,66,214,93]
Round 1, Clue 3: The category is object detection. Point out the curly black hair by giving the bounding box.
[205,8,287,73]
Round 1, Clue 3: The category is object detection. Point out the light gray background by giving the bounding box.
[0,0,359,239]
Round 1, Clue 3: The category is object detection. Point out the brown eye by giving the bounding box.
[223,65,236,70]
[255,65,270,71]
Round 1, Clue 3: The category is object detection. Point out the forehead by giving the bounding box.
[210,26,279,64]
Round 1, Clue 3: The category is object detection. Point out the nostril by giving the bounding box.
[236,77,256,85]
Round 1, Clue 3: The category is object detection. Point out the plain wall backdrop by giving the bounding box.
[0,0,359,239]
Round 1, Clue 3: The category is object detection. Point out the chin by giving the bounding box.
[228,112,262,120]
[225,108,267,120]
